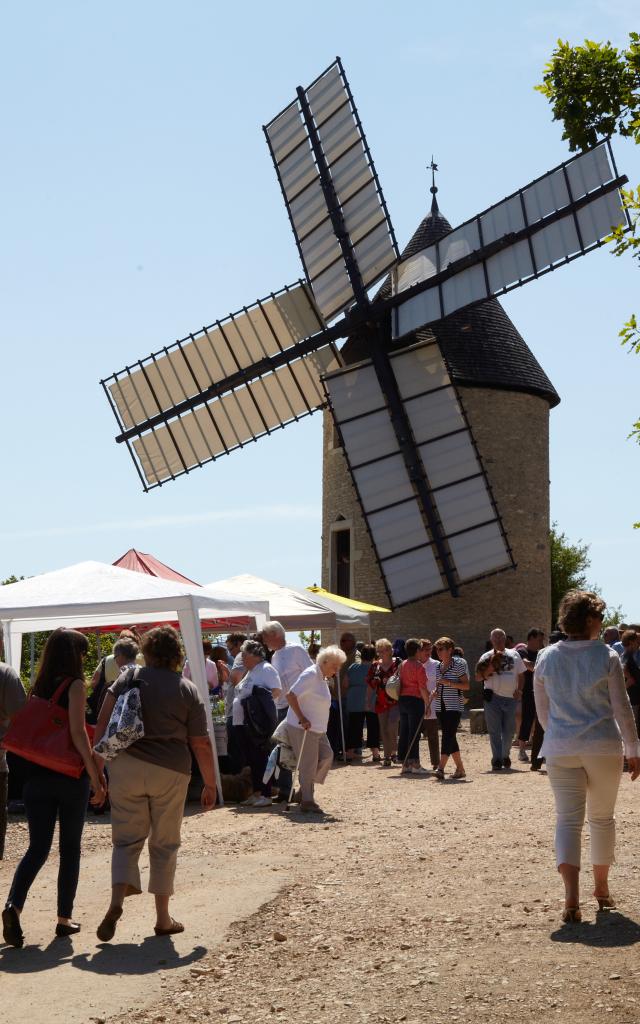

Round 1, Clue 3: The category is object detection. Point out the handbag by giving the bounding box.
[93,667,145,761]
[2,677,93,779]
[385,660,402,702]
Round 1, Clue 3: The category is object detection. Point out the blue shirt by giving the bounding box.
[346,662,370,714]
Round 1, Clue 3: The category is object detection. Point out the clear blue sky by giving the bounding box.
[1,1,638,617]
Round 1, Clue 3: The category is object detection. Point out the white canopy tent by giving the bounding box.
[0,561,269,805]
[204,573,370,633]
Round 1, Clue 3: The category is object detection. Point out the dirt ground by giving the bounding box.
[2,728,640,1024]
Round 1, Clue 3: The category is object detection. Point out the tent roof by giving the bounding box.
[306,586,390,614]
[204,573,369,630]
[113,548,199,585]
[0,561,268,634]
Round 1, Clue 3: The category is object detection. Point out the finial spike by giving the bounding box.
[429,155,439,214]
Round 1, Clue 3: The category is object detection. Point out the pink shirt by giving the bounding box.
[399,659,427,699]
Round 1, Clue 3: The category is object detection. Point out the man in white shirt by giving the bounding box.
[418,638,440,769]
[476,628,526,772]
[262,621,312,799]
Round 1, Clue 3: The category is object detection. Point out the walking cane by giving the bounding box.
[286,728,308,808]
[400,692,436,773]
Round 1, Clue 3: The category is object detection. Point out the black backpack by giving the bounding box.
[242,686,277,743]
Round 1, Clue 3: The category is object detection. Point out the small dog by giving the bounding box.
[220,766,253,803]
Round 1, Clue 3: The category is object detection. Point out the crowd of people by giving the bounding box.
[1,590,639,946]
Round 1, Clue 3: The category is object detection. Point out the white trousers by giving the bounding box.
[546,753,623,868]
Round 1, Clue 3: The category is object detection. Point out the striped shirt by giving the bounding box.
[435,656,469,712]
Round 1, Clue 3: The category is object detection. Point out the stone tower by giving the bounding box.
[321,190,560,671]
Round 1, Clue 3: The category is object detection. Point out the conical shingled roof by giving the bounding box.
[341,199,560,408]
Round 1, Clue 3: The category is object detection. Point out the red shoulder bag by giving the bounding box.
[2,677,94,778]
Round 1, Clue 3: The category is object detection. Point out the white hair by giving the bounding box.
[262,620,286,640]
[490,628,506,640]
[316,644,347,673]
[241,639,266,659]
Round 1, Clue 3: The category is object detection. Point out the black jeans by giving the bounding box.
[225,715,244,774]
[518,683,536,742]
[397,696,425,763]
[531,718,545,766]
[0,772,8,861]
[348,711,380,751]
[8,770,90,917]
[233,724,271,797]
[438,710,461,756]
[327,703,344,757]
[364,711,380,750]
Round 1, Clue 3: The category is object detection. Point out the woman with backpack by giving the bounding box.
[93,625,217,943]
[2,628,107,948]
[366,639,401,767]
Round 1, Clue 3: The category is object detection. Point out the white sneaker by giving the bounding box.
[518,749,530,763]
[241,793,259,806]
[252,795,272,807]
[411,765,429,776]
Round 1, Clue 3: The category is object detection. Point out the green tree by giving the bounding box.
[537,35,640,498]
[550,523,592,627]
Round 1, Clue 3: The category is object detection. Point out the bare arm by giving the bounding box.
[443,673,469,690]
[514,671,525,698]
[68,679,107,803]
[93,690,116,746]
[607,655,640,766]
[188,735,218,809]
[533,669,549,731]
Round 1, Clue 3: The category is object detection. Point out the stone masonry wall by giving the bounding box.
[321,387,552,690]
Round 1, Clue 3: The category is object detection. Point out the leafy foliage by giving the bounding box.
[549,523,591,627]
[602,604,627,629]
[537,34,640,469]
[536,35,640,151]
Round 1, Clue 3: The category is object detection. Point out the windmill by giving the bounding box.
[102,58,629,611]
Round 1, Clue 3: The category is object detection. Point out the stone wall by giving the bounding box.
[321,387,552,685]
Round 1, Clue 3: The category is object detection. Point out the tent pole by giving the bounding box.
[30,632,35,683]
[336,672,347,763]
[178,604,224,807]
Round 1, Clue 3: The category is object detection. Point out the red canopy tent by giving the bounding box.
[80,549,251,633]
[113,548,200,586]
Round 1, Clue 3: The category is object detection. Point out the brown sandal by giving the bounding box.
[154,918,185,936]
[96,906,123,942]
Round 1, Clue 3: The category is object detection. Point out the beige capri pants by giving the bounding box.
[546,753,623,868]
[108,752,190,895]
[288,728,333,803]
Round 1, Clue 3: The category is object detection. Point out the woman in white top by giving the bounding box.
[232,640,281,808]
[534,590,640,923]
[285,645,346,814]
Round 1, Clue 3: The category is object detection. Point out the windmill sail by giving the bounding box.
[102,282,341,489]
[264,58,398,321]
[391,142,627,339]
[323,338,513,607]
[125,343,341,488]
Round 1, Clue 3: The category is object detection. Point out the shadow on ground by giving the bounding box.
[550,911,640,947]
[0,935,206,975]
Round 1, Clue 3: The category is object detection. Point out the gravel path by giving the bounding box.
[3,729,640,1023]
